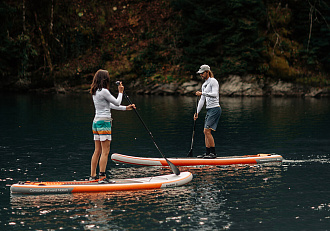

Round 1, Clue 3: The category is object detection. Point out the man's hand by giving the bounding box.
[195,91,202,96]
[194,113,198,120]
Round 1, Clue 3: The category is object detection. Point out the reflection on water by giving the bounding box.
[1,94,330,230]
[10,189,195,230]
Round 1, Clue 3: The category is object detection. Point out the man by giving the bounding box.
[194,65,221,159]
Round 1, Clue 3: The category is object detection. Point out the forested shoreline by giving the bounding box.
[1,0,329,94]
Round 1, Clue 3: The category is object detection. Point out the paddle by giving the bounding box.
[187,96,199,157]
[115,81,180,175]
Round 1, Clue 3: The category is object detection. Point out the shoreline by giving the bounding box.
[5,75,330,98]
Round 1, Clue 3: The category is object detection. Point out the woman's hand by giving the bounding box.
[118,82,124,93]
[126,104,136,110]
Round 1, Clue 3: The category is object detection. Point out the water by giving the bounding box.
[1,93,329,230]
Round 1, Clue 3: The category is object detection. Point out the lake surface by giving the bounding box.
[1,93,329,230]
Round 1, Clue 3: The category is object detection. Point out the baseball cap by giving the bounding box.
[196,64,210,74]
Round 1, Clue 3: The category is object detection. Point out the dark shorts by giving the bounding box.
[204,106,221,131]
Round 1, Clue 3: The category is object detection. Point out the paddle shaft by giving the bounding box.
[187,96,199,157]
[189,121,196,149]
[116,83,180,175]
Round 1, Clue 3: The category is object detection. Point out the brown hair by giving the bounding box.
[206,70,214,78]
[90,69,110,95]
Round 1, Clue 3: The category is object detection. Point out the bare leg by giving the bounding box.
[204,128,215,148]
[90,140,102,177]
[99,140,111,173]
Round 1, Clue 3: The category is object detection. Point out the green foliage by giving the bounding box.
[171,0,267,78]
[296,74,329,87]
[0,0,329,90]
[0,2,18,79]
[284,0,330,72]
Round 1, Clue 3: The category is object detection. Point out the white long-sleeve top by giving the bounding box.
[92,88,124,119]
[196,77,220,114]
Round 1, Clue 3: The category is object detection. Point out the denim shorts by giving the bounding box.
[204,106,221,131]
[92,118,112,141]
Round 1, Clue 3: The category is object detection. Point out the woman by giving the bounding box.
[194,65,221,159]
[89,69,135,183]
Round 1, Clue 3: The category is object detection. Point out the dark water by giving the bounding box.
[1,93,329,230]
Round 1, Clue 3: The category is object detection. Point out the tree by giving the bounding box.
[172,0,266,78]
[291,0,330,72]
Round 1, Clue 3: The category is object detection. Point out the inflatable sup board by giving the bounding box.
[111,153,283,166]
[10,172,192,194]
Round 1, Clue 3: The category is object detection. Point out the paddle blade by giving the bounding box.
[166,159,180,175]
